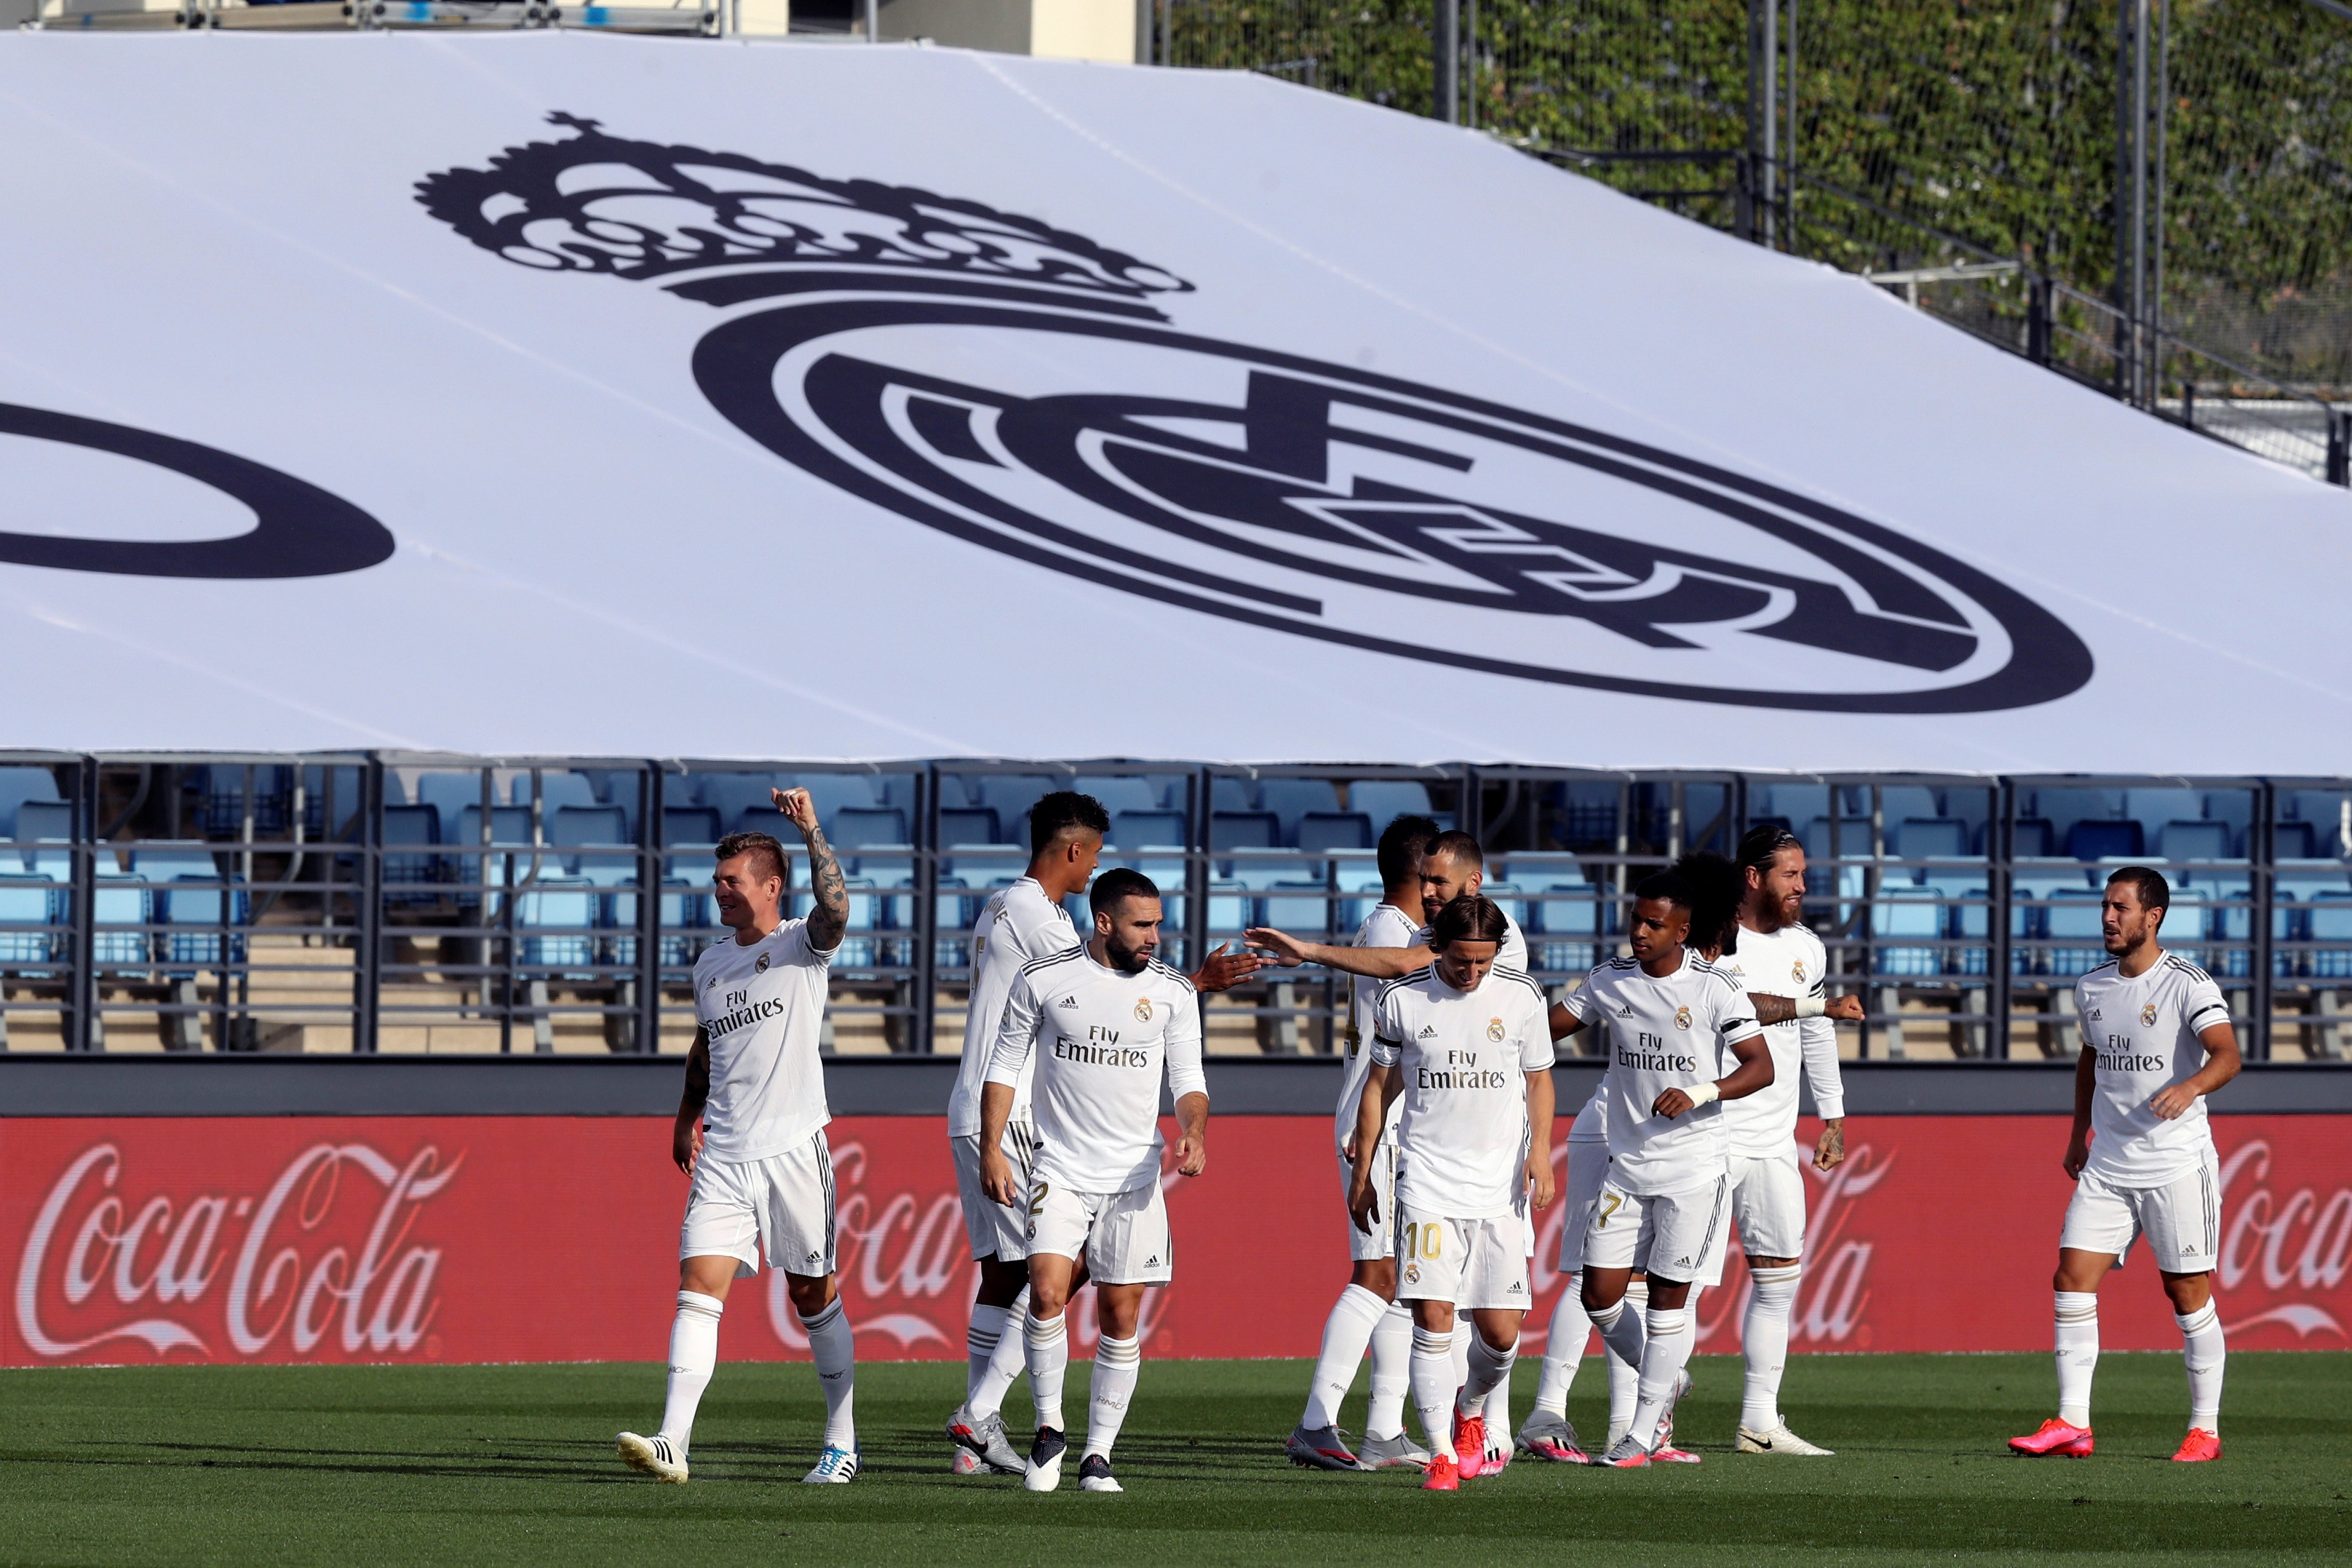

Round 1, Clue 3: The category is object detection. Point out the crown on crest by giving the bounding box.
[416,112,1191,302]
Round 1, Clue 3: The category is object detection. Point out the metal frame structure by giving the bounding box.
[4,751,2348,1064]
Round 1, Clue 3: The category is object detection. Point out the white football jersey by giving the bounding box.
[1566,951,1760,1195]
[1559,979,1609,1144]
[2077,950,2230,1185]
[1718,920,1846,1154]
[1338,901,1424,1156]
[947,877,1080,1138]
[988,945,1207,1194]
[1371,964,1554,1219]
[691,918,840,1164]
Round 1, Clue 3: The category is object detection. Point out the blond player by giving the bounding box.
[617,792,859,1486]
[2010,867,2239,1463]
[1351,894,1555,1492]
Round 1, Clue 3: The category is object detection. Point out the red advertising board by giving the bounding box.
[4,1115,2345,1368]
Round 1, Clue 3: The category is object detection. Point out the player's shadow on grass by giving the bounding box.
[76,1436,631,1484]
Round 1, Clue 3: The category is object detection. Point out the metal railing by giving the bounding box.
[4,753,2350,1063]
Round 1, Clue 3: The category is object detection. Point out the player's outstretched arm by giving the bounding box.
[2150,1019,2242,1119]
[1748,992,1866,1027]
[1245,926,1428,978]
[673,1028,710,1175]
[772,787,850,952]
[1190,941,1263,994]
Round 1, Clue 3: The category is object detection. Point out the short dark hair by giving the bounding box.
[1669,849,1745,955]
[1090,866,1160,917]
[716,830,788,885]
[1633,870,1692,910]
[1424,830,1485,871]
[1377,814,1442,887]
[2106,865,2171,913]
[1030,790,1111,855]
[1429,892,1510,948]
[1738,823,1803,876]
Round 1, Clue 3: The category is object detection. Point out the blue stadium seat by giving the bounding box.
[551,805,627,846]
[1535,880,1602,974]
[1949,885,1993,975]
[1259,779,1343,844]
[2311,892,2352,979]
[1261,880,1333,934]
[0,875,57,967]
[0,766,63,844]
[516,877,599,972]
[1876,785,1943,825]
[449,805,533,910]
[831,807,908,850]
[1893,817,1970,862]
[2011,863,2093,963]
[192,764,292,837]
[139,846,243,974]
[1210,812,1279,852]
[1211,777,1259,814]
[2033,787,2126,843]
[2157,821,2234,862]
[2003,818,2057,858]
[786,774,880,825]
[1073,776,1163,816]
[694,773,784,827]
[552,807,635,895]
[2044,888,2107,977]
[977,776,1057,837]
[1481,881,1531,942]
[1349,780,1434,827]
[16,801,74,880]
[1872,885,1946,977]
[415,771,494,843]
[1757,784,1831,826]
[940,807,1005,846]
[1112,810,1185,850]
[381,804,441,900]
[2066,820,2144,860]
[92,864,148,969]
[1549,780,1616,844]
[1296,812,1372,854]
[2274,821,2321,860]
[509,771,602,813]
[662,806,721,848]
[2124,788,2206,843]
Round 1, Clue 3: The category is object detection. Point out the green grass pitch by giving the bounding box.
[5,1353,2348,1566]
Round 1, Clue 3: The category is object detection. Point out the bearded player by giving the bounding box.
[981,868,1210,1495]
[2010,867,2239,1463]
[1351,894,1555,1492]
[617,790,859,1485]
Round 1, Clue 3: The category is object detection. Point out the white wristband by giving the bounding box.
[1685,1079,1722,1108]
[1793,995,1828,1019]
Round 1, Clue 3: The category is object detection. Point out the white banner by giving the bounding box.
[0,32,2344,769]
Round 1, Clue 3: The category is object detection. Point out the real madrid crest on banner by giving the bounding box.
[415,115,2094,715]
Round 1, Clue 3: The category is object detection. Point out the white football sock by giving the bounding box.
[798,1296,857,1450]
[1302,1284,1387,1431]
[1532,1272,1591,1419]
[1459,1328,1518,1415]
[1411,1325,1458,1460]
[1085,1333,1141,1458]
[1451,1320,1471,1395]
[1607,1278,1649,1442]
[1628,1306,1691,1449]
[1366,1302,1413,1439]
[657,1290,723,1455]
[968,1286,1030,1422]
[967,1300,1011,1400]
[2177,1300,2224,1434]
[1742,1265,1800,1431]
[1025,1309,1070,1433]
[2054,1290,2099,1428]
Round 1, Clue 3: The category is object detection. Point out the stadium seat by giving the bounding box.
[1876,785,1943,825]
[1892,817,1970,862]
[381,804,441,900]
[938,806,1005,846]
[92,864,148,969]
[661,806,721,848]
[0,875,57,966]
[2044,888,2107,977]
[141,846,243,974]
[2274,821,2321,860]
[976,775,1058,837]
[831,807,908,851]
[1949,885,1993,976]
[786,774,881,825]
[1536,880,1602,974]
[192,764,292,837]
[1211,777,1259,815]
[1112,810,1185,850]
[415,771,495,843]
[2011,864,2093,966]
[1261,880,1333,934]
[1872,885,1945,977]
[1210,811,1279,852]
[449,804,534,910]
[2311,892,2352,979]
[1295,812,1372,854]
[694,773,784,827]
[1258,779,1343,844]
[515,877,599,972]
[14,801,74,878]
[2004,818,2057,858]
[2066,820,2144,860]
[2157,820,2233,862]
[1757,784,1831,827]
[2288,791,2350,858]
[552,806,636,892]
[509,771,602,814]
[1349,780,1434,827]
[1073,776,1163,815]
[2124,788,2206,843]
[1481,881,1531,941]
[2033,787,2126,843]
[0,766,63,844]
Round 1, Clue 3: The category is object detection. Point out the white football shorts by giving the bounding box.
[1340,1138,1399,1264]
[1729,1145,1809,1261]
[1581,1171,1731,1287]
[2059,1148,2222,1274]
[680,1129,836,1279]
[1393,1205,1533,1312]
[1027,1175,1173,1285]
[1553,1135,1612,1273]
[953,1125,1037,1262]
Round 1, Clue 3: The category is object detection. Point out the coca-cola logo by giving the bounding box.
[2216,1140,2351,1340]
[15,1141,456,1362]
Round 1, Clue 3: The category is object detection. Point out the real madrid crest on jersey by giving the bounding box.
[1134,997,1154,1023]
[756,952,770,973]
[414,113,2094,715]
[1793,959,1807,983]
[1674,1005,1693,1029]
[2141,1002,2159,1026]
[1486,1017,1505,1042]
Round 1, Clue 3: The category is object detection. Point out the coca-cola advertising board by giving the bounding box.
[5,1115,2346,1368]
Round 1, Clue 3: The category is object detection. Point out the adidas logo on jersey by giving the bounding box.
[1673,1256,1692,1268]
[1145,1255,1162,1267]
[1506,1281,1525,1295]
[1058,995,1079,1008]
[1418,1025,1438,1037]
[1618,1002,1635,1018]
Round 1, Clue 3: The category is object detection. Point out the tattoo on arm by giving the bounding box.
[1750,994,1795,1026]
[681,1029,710,1115]
[802,823,850,948]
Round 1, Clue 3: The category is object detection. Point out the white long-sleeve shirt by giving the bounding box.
[947,877,1080,1137]
[987,944,1205,1193]
[1719,920,1846,1155]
